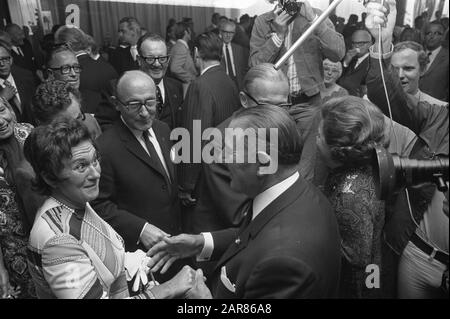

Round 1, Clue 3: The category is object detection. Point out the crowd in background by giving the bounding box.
[0,0,448,299]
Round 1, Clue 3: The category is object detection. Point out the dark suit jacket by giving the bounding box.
[11,40,36,72]
[179,65,241,191]
[187,112,249,234]
[419,47,449,101]
[109,46,139,75]
[338,55,370,97]
[78,53,118,114]
[159,77,183,130]
[209,176,341,298]
[92,119,182,251]
[10,65,36,125]
[220,43,249,90]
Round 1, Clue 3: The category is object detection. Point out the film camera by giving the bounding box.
[280,0,303,17]
[373,147,449,200]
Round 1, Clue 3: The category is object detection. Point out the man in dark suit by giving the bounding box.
[110,17,141,75]
[420,21,449,101]
[179,32,241,210]
[5,24,37,73]
[148,105,341,298]
[219,19,249,90]
[92,70,185,282]
[338,29,372,97]
[187,63,290,235]
[54,26,118,115]
[137,33,183,129]
[0,39,35,124]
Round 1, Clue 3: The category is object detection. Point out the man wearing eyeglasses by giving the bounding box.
[338,29,373,97]
[0,39,35,124]
[419,21,449,101]
[92,70,187,284]
[219,19,249,90]
[137,33,183,130]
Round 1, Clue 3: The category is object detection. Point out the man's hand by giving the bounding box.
[186,269,213,299]
[365,0,397,47]
[0,84,17,101]
[149,265,197,299]
[343,48,359,66]
[179,191,196,207]
[147,234,204,274]
[139,223,170,250]
[272,9,292,39]
[298,0,317,22]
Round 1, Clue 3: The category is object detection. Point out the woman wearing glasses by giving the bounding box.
[24,118,200,299]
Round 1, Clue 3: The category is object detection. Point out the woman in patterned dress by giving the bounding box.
[23,118,200,299]
[0,98,38,299]
[316,96,389,298]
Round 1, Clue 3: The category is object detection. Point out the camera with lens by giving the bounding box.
[280,0,303,17]
[373,147,449,200]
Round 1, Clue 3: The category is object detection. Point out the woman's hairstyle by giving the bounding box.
[194,32,222,62]
[23,117,93,195]
[32,80,81,125]
[174,22,190,40]
[321,96,389,165]
[393,41,429,72]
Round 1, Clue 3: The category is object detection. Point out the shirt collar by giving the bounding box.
[178,39,189,50]
[357,52,370,62]
[252,171,299,220]
[0,74,14,87]
[201,63,220,76]
[120,116,155,139]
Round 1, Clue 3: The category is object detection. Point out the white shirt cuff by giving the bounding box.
[137,222,149,245]
[369,44,394,60]
[197,232,214,262]
[272,33,284,48]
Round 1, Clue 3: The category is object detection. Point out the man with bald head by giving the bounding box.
[92,70,185,282]
[338,29,373,97]
[186,63,290,236]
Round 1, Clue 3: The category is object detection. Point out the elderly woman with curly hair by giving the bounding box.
[32,79,102,139]
[24,118,200,299]
[316,96,390,299]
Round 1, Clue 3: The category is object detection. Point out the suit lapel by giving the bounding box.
[214,177,306,271]
[116,120,167,179]
[424,48,447,76]
[163,79,178,128]
[152,122,175,183]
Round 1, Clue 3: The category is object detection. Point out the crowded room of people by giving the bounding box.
[0,0,448,300]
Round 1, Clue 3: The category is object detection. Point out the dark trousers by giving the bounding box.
[290,92,322,107]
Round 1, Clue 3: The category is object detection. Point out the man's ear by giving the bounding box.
[256,151,271,177]
[111,96,121,112]
[239,91,249,108]
[136,55,143,68]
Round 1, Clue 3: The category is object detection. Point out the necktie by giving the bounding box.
[156,86,164,117]
[225,44,235,77]
[18,47,24,57]
[130,45,139,61]
[3,80,21,114]
[142,131,171,186]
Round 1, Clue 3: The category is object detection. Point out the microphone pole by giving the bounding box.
[274,0,345,70]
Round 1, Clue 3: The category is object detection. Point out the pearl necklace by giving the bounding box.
[50,197,124,250]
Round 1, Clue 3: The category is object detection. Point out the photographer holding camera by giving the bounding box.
[249,0,345,106]
[365,0,449,298]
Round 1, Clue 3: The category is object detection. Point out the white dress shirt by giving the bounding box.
[200,63,221,76]
[130,45,139,61]
[157,79,165,104]
[11,46,24,57]
[222,43,236,77]
[198,172,300,261]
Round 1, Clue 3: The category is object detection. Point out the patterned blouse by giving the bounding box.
[324,165,385,299]
[0,123,36,299]
[27,198,153,299]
